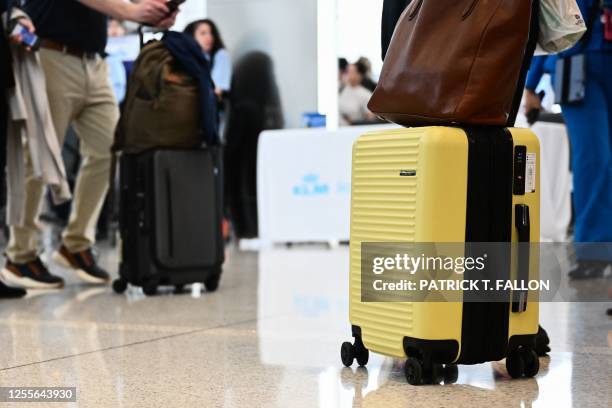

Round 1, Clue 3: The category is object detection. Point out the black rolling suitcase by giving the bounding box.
[112,148,224,296]
[111,29,224,296]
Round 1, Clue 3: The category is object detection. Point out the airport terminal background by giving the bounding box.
[0,0,611,407]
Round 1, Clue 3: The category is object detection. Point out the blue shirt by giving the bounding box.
[526,0,612,90]
[525,56,558,91]
[107,55,126,103]
[208,48,232,92]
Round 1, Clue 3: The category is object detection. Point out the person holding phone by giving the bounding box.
[6,15,36,48]
[0,0,178,291]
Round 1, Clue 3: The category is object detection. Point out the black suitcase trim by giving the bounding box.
[457,127,514,364]
[402,336,460,366]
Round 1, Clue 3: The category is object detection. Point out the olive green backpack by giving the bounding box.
[113,40,202,153]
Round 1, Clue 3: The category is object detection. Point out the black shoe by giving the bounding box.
[52,245,110,284]
[0,280,27,298]
[0,257,64,289]
[568,261,609,280]
[535,325,551,356]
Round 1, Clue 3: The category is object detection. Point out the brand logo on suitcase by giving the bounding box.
[399,170,417,177]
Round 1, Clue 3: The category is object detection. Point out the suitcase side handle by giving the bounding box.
[513,204,530,313]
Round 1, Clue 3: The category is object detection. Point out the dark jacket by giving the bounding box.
[381,0,412,61]
[162,31,219,145]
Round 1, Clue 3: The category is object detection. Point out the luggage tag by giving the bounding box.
[513,146,536,195]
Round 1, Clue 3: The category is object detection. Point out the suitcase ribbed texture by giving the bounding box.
[349,132,421,357]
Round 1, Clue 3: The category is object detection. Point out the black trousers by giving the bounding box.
[381,0,412,61]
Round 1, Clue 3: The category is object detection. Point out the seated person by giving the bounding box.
[339,63,375,126]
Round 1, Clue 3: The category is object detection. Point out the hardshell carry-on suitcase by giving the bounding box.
[112,148,224,296]
[340,126,540,384]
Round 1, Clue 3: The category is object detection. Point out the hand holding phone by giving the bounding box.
[526,90,545,126]
[131,0,181,27]
[152,0,183,29]
[9,19,40,51]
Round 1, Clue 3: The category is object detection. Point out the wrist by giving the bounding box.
[120,2,138,21]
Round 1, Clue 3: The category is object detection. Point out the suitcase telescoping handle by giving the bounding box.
[513,204,530,313]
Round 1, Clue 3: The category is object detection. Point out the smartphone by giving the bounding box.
[526,90,545,126]
[167,0,186,13]
[10,22,41,50]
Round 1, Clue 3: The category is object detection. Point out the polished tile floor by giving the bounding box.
[0,242,610,407]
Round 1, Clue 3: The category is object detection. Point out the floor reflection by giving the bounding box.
[0,241,609,407]
[258,246,348,368]
[335,355,595,408]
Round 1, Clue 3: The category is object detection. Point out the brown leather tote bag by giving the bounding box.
[369,0,534,127]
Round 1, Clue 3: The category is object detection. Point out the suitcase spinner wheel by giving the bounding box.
[404,358,423,386]
[142,280,160,296]
[403,359,458,385]
[203,266,222,292]
[112,275,221,296]
[523,349,539,377]
[339,333,460,385]
[506,347,539,379]
[340,337,369,367]
[112,278,128,294]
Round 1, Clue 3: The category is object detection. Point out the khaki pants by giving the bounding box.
[7,48,118,263]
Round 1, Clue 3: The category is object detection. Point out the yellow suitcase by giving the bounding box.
[341,126,540,385]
